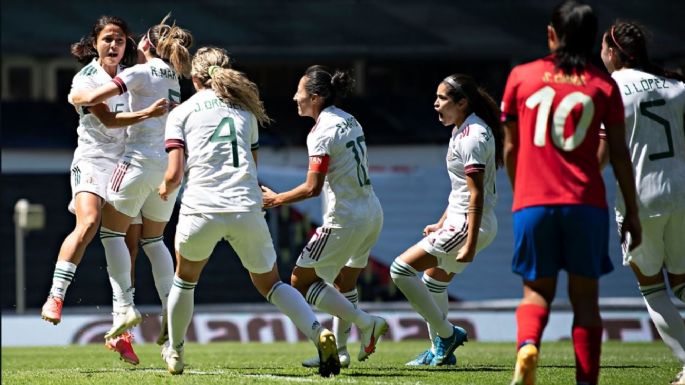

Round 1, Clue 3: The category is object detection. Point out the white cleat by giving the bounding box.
[302,346,351,368]
[162,342,184,375]
[104,305,142,340]
[358,316,389,361]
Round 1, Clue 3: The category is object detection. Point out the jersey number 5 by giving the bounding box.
[210,117,239,167]
[525,85,595,151]
[640,99,674,160]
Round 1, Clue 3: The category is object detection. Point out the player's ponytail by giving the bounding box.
[192,46,271,126]
[550,0,597,74]
[146,14,194,78]
[303,65,355,108]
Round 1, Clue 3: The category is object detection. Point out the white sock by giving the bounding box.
[267,282,321,342]
[423,274,450,352]
[390,259,453,337]
[334,289,358,349]
[141,236,174,309]
[49,261,77,300]
[168,276,196,350]
[101,227,133,310]
[306,280,372,330]
[641,283,685,365]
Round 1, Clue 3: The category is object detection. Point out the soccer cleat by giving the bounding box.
[104,305,142,339]
[429,325,467,366]
[671,370,685,385]
[162,342,185,375]
[156,310,168,346]
[316,328,341,377]
[406,349,434,366]
[510,343,538,385]
[358,316,389,361]
[105,331,139,365]
[41,296,64,325]
[302,346,350,368]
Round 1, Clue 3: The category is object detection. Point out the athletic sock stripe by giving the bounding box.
[640,284,666,297]
[306,281,327,305]
[140,236,164,246]
[266,282,284,303]
[100,229,126,239]
[390,261,416,277]
[424,282,448,292]
[53,272,75,280]
[173,277,196,290]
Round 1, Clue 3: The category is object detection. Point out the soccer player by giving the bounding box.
[391,74,503,366]
[261,65,387,365]
[600,20,685,385]
[501,2,643,384]
[40,15,168,365]
[158,47,340,377]
[69,15,193,345]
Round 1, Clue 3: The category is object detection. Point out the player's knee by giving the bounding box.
[390,258,418,281]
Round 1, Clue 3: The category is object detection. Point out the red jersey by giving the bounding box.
[501,55,624,211]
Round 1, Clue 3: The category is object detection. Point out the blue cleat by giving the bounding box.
[406,348,457,366]
[430,326,467,366]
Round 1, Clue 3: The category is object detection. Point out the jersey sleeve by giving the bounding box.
[461,128,490,175]
[500,66,520,122]
[164,105,186,152]
[112,64,148,95]
[307,128,332,157]
[602,78,625,127]
[250,114,259,151]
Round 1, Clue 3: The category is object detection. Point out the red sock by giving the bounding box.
[516,303,549,349]
[572,325,602,384]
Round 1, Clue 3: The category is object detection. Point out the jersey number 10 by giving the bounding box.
[525,85,594,151]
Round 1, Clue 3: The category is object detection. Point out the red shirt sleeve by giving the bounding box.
[500,66,520,122]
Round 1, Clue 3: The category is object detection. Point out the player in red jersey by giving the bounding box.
[501,2,642,384]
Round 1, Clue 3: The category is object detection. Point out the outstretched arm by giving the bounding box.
[262,169,325,208]
[88,98,168,128]
[69,81,120,106]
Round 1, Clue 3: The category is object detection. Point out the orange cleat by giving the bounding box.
[41,296,64,325]
[105,331,140,365]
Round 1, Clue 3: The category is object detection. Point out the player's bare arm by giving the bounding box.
[503,121,518,189]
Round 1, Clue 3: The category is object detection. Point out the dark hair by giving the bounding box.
[303,65,355,108]
[604,21,685,82]
[146,14,194,78]
[550,0,597,74]
[442,74,504,168]
[70,15,137,67]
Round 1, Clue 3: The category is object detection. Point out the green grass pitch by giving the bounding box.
[2,340,678,384]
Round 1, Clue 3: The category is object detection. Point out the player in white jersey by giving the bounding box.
[157,47,340,377]
[262,65,387,366]
[40,16,168,365]
[70,15,193,344]
[391,74,503,366]
[600,20,685,385]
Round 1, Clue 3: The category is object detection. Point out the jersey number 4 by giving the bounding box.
[210,117,239,167]
[525,85,594,151]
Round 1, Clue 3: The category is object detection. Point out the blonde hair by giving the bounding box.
[148,13,193,78]
[192,46,271,126]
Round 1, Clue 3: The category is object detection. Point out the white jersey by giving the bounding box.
[446,113,497,217]
[611,68,685,218]
[165,89,262,215]
[70,59,128,163]
[113,57,180,169]
[307,105,382,227]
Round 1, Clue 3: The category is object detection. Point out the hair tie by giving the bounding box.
[208,65,221,78]
[610,25,633,60]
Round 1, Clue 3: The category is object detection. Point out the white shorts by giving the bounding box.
[417,210,497,274]
[107,160,178,222]
[296,213,383,283]
[175,211,276,274]
[68,158,117,213]
[620,209,685,276]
